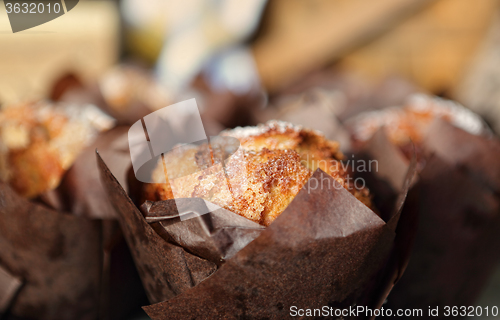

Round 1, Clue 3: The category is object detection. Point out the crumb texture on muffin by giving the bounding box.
[347,94,488,147]
[0,101,114,198]
[143,120,372,226]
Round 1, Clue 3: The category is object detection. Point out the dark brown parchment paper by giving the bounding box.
[97,142,417,319]
[0,183,102,320]
[0,126,135,320]
[382,121,500,317]
[352,118,500,318]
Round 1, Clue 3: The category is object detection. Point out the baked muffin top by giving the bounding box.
[143,120,372,226]
[0,101,114,198]
[346,94,488,159]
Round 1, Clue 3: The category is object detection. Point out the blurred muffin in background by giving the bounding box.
[99,65,171,114]
[345,94,489,161]
[0,101,114,198]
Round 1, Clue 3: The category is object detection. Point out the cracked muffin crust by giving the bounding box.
[143,120,372,226]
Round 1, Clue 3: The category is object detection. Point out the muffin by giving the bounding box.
[143,120,372,226]
[346,94,488,160]
[99,65,171,113]
[0,101,114,198]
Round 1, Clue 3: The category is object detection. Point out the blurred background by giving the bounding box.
[1,0,500,319]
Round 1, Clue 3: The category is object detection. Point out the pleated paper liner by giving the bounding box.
[0,182,102,320]
[0,264,22,315]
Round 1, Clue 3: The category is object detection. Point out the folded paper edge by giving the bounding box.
[0,264,23,315]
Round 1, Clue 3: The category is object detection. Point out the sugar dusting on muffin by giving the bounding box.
[143,120,372,226]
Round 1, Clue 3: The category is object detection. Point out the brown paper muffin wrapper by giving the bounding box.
[52,126,132,220]
[423,119,500,194]
[0,182,103,320]
[0,126,134,320]
[355,119,500,317]
[0,265,22,315]
[97,139,417,319]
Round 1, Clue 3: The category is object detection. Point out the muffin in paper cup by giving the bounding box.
[97,118,417,319]
[0,100,128,320]
[345,94,500,316]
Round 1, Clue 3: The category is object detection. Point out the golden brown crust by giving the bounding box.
[347,94,488,153]
[7,143,65,198]
[0,101,114,198]
[143,121,373,226]
[226,148,312,226]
